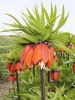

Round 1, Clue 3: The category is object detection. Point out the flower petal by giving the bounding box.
[7,75,16,82]
[40,43,50,63]
[15,62,24,72]
[7,63,12,70]
[46,47,54,68]
[21,45,31,64]
[9,64,15,74]
[49,47,54,57]
[32,44,41,64]
[25,46,34,69]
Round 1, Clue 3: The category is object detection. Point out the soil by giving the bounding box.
[0,81,11,100]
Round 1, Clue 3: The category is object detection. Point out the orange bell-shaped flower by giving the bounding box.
[67,43,73,49]
[21,45,34,69]
[7,63,12,70]
[7,75,16,82]
[32,43,51,64]
[15,62,24,73]
[8,64,15,74]
[50,70,60,81]
[21,43,54,69]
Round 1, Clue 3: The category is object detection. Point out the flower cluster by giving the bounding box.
[7,62,24,82]
[21,43,54,69]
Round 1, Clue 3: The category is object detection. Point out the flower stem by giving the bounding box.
[12,81,15,93]
[67,53,70,68]
[48,71,50,83]
[40,68,46,100]
[16,72,20,100]
[33,65,35,77]
[61,51,64,58]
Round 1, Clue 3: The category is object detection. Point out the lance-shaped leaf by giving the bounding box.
[54,6,69,32]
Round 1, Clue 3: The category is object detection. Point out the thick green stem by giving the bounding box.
[40,68,46,100]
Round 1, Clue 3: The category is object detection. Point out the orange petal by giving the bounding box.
[25,46,34,69]
[54,71,60,81]
[49,47,54,57]
[7,75,16,82]
[7,63,12,70]
[46,47,54,68]
[21,45,31,63]
[15,62,24,72]
[32,44,41,64]
[9,64,15,74]
[40,43,50,63]
[50,71,54,80]
[46,59,53,68]
[7,76,13,81]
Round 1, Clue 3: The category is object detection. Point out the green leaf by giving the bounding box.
[54,5,57,18]
[51,40,75,55]
[23,34,38,43]
[43,28,51,41]
[53,5,68,32]
[50,3,53,19]
[41,4,45,27]
[26,8,35,21]
[1,29,22,32]
[54,14,68,32]
[62,5,65,18]
[49,5,57,27]
[5,13,21,25]
[42,4,49,23]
